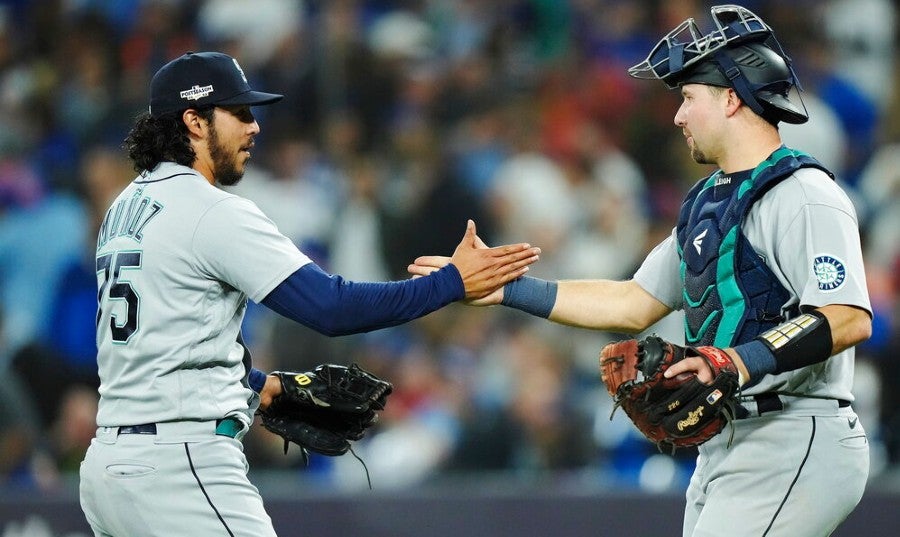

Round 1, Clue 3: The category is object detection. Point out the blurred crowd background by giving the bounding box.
[1,0,899,496]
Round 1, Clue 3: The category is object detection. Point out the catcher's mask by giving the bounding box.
[628,4,808,125]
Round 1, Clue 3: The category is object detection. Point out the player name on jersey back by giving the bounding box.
[97,187,163,249]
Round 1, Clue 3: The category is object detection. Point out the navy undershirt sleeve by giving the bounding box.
[248,367,268,393]
[261,263,465,336]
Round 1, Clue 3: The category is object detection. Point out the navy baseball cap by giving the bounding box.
[149,51,283,117]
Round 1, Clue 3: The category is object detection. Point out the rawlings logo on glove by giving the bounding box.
[599,335,739,451]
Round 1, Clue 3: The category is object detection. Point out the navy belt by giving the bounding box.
[117,417,243,438]
[736,393,850,419]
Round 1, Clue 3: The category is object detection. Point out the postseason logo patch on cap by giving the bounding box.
[813,255,846,291]
[180,85,214,101]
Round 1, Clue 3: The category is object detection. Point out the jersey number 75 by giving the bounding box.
[96,250,142,343]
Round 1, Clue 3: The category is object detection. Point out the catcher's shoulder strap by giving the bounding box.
[675,147,831,348]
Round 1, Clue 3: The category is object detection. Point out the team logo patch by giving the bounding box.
[813,255,846,292]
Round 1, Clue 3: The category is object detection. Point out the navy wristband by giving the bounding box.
[732,339,777,385]
[501,277,558,318]
[248,367,268,393]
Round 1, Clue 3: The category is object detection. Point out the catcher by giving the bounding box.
[408,6,871,536]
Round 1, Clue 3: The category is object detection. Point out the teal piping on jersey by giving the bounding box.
[681,146,809,346]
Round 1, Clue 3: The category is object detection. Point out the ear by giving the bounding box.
[723,88,743,117]
[182,109,208,138]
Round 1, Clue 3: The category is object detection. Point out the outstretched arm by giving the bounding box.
[410,255,673,334]
[262,220,540,336]
[549,279,673,333]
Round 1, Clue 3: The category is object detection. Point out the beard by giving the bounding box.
[689,141,713,165]
[208,123,245,186]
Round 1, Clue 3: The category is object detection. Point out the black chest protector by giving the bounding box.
[675,147,832,348]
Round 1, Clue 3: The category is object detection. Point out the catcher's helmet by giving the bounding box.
[628,4,807,124]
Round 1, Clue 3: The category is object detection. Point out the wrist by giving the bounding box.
[500,276,557,318]
[724,348,750,386]
[439,263,466,301]
[248,367,268,393]
[259,374,283,412]
[732,339,777,386]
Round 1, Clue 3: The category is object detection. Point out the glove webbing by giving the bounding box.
[289,441,373,490]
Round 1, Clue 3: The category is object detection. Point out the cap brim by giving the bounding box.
[217,90,283,107]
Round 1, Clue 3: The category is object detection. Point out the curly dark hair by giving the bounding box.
[123,108,215,173]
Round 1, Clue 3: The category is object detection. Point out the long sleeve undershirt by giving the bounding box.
[260,262,465,336]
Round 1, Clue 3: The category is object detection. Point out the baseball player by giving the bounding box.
[78,51,540,537]
[410,5,871,536]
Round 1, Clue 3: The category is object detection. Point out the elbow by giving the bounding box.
[310,311,351,337]
[296,302,350,337]
[851,315,872,347]
[834,308,872,351]
[620,308,669,335]
[616,312,658,335]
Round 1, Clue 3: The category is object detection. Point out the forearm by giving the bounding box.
[499,277,672,333]
[548,279,672,333]
[261,263,465,336]
[816,304,872,354]
[730,304,871,385]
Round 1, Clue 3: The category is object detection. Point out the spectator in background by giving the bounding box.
[487,97,578,279]
[0,1,897,495]
[0,155,85,372]
[11,145,128,437]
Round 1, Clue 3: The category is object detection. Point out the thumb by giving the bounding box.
[462,219,476,247]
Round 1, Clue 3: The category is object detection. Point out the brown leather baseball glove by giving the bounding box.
[599,335,740,450]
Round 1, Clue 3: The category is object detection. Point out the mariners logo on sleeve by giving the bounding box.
[813,255,846,291]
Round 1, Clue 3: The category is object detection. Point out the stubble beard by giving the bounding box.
[690,143,712,165]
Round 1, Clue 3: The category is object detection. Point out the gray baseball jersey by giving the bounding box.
[634,166,870,399]
[94,162,310,428]
[634,165,871,537]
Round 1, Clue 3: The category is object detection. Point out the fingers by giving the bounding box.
[664,357,713,384]
[464,250,541,298]
[664,360,692,378]
[480,247,541,281]
[407,264,439,277]
[495,246,542,264]
[499,252,541,275]
[407,255,451,277]
[413,255,452,267]
[479,249,541,284]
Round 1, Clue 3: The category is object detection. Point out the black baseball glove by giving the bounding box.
[599,335,740,451]
[259,363,392,456]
